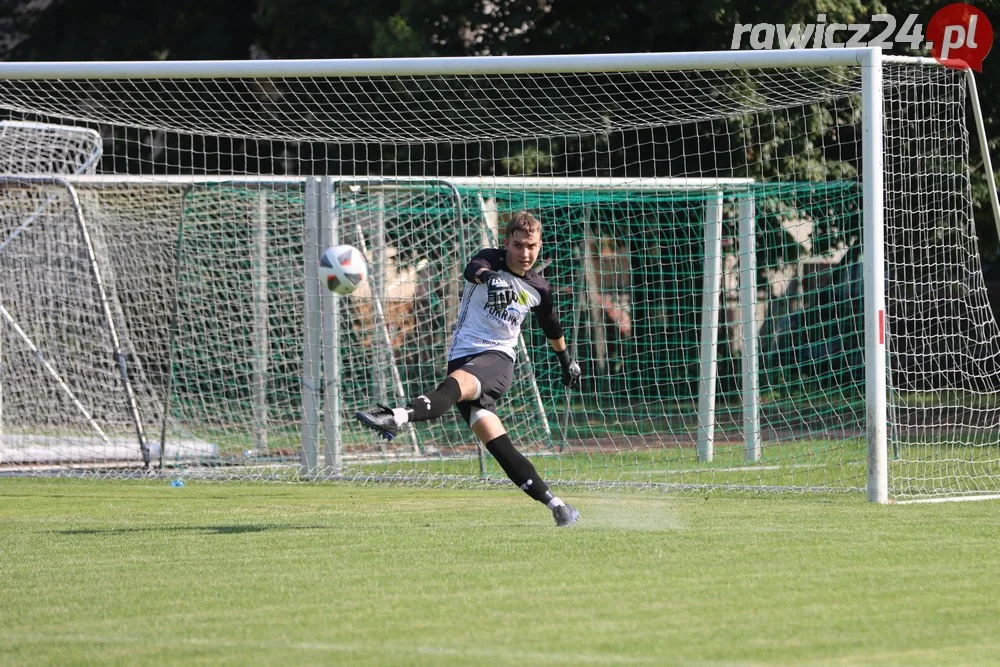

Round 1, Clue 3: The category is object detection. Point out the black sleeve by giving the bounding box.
[532,281,564,340]
[463,248,503,283]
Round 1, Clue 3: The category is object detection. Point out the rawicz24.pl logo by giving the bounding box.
[731,3,993,71]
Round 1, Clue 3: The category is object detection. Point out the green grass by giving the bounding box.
[342,439,871,492]
[3,478,1000,665]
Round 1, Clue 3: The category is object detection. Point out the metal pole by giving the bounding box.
[697,191,723,463]
[965,70,1000,246]
[301,178,322,476]
[862,48,888,504]
[252,189,269,455]
[321,178,342,472]
[738,195,760,462]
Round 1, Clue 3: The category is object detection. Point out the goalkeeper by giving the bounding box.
[356,211,583,527]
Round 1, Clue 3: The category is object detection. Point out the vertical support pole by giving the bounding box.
[321,178,342,473]
[697,191,723,463]
[251,189,269,455]
[374,191,388,405]
[739,195,760,462]
[862,48,888,504]
[475,193,492,473]
[300,178,322,476]
[518,340,553,443]
[580,209,606,373]
[965,70,1000,245]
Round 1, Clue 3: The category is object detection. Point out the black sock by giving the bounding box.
[405,377,461,422]
[485,434,552,504]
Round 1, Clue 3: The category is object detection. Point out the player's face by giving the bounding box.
[504,229,541,275]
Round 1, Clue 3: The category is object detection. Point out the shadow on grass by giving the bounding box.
[55,524,325,536]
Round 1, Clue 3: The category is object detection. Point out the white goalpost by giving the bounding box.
[0,48,997,503]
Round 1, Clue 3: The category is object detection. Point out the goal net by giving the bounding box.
[0,51,996,502]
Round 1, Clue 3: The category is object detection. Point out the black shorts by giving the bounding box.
[447,350,514,424]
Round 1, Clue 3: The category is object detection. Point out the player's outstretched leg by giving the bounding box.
[356,377,463,440]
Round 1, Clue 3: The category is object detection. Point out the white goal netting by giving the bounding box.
[0,55,997,501]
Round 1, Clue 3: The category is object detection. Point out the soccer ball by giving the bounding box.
[318,244,367,295]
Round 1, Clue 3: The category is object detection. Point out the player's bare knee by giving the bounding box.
[449,369,482,401]
[470,411,505,442]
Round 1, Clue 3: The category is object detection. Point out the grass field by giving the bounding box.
[2,478,1000,665]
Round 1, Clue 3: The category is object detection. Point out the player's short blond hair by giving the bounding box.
[505,211,542,239]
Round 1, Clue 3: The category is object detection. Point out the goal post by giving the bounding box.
[0,48,997,503]
[862,48,888,504]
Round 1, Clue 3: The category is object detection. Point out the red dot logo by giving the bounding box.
[927,4,993,71]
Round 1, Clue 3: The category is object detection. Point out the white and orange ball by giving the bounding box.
[318,244,367,295]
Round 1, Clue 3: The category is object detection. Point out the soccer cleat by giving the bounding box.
[355,403,399,441]
[552,503,580,527]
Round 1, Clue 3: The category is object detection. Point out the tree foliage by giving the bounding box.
[1,0,998,255]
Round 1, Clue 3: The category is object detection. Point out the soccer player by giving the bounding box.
[356,211,583,527]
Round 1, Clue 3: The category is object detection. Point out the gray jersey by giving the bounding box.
[448,248,564,361]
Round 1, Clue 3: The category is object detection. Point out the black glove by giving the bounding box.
[555,349,582,389]
[482,271,518,310]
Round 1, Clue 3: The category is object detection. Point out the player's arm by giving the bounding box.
[534,294,582,389]
[463,252,494,283]
[548,336,569,353]
[465,250,517,307]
